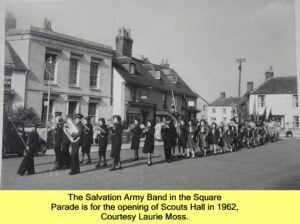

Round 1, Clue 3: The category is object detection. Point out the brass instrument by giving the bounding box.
[63,118,80,143]
[94,125,106,137]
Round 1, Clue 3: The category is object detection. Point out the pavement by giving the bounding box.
[1,138,300,189]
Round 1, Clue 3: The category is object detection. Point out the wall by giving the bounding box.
[11,70,26,109]
[7,31,113,120]
[112,68,125,118]
[207,106,234,125]
[249,94,299,128]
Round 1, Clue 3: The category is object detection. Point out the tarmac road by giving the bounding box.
[1,138,300,189]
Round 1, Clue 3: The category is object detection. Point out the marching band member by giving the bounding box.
[209,122,220,154]
[53,111,63,166]
[161,117,177,163]
[109,115,124,171]
[58,115,71,169]
[130,119,142,161]
[197,119,209,156]
[69,113,84,175]
[142,120,155,166]
[177,120,188,157]
[17,123,40,176]
[81,116,93,164]
[186,120,197,158]
[95,118,109,168]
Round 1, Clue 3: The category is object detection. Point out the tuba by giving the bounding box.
[63,118,80,143]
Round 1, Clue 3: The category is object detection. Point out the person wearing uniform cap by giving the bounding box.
[161,117,177,163]
[53,111,63,167]
[17,122,40,175]
[69,113,84,175]
[81,116,93,164]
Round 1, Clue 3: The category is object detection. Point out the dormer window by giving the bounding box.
[155,71,161,80]
[129,64,135,74]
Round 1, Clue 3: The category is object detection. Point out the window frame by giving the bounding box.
[69,57,80,86]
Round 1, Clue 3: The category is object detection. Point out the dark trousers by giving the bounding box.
[59,143,70,168]
[70,144,80,173]
[163,141,172,161]
[99,148,107,165]
[17,149,35,175]
[54,145,61,163]
[111,150,121,168]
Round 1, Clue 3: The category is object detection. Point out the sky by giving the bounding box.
[5,0,296,102]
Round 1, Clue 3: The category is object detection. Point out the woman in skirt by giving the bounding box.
[142,120,155,166]
[177,120,188,157]
[197,119,209,156]
[130,119,142,161]
[95,118,109,168]
[186,120,197,158]
[209,122,220,154]
[109,115,124,171]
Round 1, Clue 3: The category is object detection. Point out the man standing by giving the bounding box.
[69,113,84,175]
[53,111,63,168]
[17,123,40,175]
[161,117,177,163]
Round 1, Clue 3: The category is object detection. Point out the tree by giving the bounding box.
[7,106,40,126]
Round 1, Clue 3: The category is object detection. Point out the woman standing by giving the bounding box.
[177,120,188,157]
[109,115,124,171]
[186,120,197,158]
[130,119,142,161]
[197,119,209,156]
[142,120,155,166]
[95,118,109,168]
[209,122,220,154]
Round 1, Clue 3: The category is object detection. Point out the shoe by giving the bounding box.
[69,171,79,175]
[95,164,101,168]
[102,164,108,167]
[85,160,92,164]
[109,168,116,171]
[117,167,122,170]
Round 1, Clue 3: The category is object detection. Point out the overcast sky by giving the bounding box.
[5,0,296,102]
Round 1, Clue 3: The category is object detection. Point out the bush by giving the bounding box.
[8,106,40,127]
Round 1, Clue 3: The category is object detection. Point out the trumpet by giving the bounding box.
[63,118,80,143]
[94,125,106,136]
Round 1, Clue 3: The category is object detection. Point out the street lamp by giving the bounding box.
[45,57,54,146]
[236,58,246,124]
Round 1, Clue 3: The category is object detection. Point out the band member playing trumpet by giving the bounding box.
[69,113,84,175]
[17,123,40,176]
[81,116,93,164]
[130,119,142,161]
[109,115,124,171]
[95,118,109,168]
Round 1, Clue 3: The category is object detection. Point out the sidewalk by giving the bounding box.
[44,139,164,155]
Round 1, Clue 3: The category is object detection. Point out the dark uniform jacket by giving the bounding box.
[82,122,93,147]
[178,125,188,147]
[54,123,64,148]
[27,131,40,155]
[97,125,109,150]
[110,123,124,158]
[130,125,142,150]
[142,126,155,154]
[71,123,84,147]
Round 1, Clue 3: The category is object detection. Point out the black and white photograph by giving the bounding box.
[1,0,300,189]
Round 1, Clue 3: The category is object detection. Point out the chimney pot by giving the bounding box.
[220,92,226,98]
[247,81,254,92]
[265,65,274,80]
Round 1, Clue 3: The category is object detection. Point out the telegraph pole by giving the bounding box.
[45,57,54,147]
[236,58,246,123]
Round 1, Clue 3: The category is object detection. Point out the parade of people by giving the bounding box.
[14,108,282,176]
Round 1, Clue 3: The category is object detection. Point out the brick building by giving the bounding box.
[5,23,114,123]
[112,28,198,124]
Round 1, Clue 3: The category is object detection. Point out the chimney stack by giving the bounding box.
[43,18,52,30]
[265,65,274,80]
[220,92,226,98]
[247,81,254,92]
[116,27,133,57]
[5,12,17,31]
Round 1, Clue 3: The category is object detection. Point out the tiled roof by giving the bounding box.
[113,56,197,97]
[209,97,239,107]
[5,41,27,70]
[250,76,297,95]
